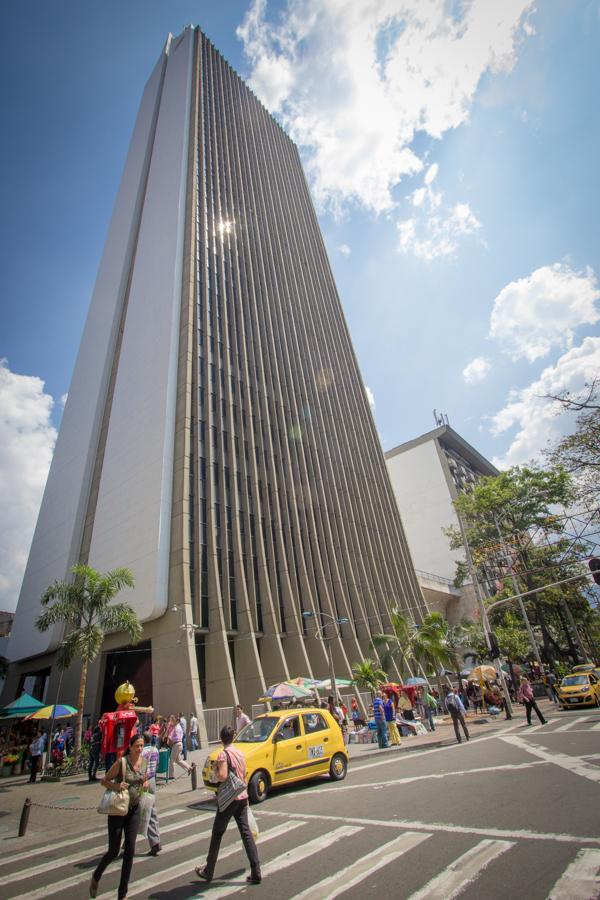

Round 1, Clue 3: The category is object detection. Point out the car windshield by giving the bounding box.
[236,716,278,743]
[562,675,588,686]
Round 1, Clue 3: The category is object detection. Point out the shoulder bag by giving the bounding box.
[216,750,246,812]
[97,757,130,816]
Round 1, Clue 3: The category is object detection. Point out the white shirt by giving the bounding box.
[179,716,187,734]
[235,712,251,733]
[189,715,198,735]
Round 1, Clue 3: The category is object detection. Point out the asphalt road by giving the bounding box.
[2,710,599,899]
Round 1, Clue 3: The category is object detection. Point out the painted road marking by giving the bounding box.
[184,824,364,900]
[553,717,591,733]
[258,809,600,846]
[112,820,320,900]
[293,760,547,796]
[7,826,214,900]
[2,811,213,887]
[288,831,431,900]
[406,839,515,900]
[0,806,186,869]
[501,735,600,785]
[547,848,600,899]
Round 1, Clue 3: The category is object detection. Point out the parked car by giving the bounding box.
[202,707,349,803]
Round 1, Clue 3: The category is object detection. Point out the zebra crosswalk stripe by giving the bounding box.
[546,848,600,899]
[2,811,213,887]
[183,824,364,900]
[109,820,308,899]
[406,839,515,900]
[553,717,590,733]
[0,806,186,870]
[288,830,432,900]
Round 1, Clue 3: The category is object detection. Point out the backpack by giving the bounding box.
[446,694,459,712]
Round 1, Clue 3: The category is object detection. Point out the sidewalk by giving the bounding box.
[0,700,557,849]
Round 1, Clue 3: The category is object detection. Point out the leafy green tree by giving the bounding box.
[36,564,141,758]
[350,659,387,697]
[545,377,600,501]
[372,610,459,695]
[446,464,587,666]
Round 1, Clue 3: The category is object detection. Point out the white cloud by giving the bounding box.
[397,201,481,260]
[365,385,376,410]
[463,356,492,384]
[238,0,536,215]
[489,336,600,468]
[0,360,57,612]
[338,243,351,256]
[490,263,600,362]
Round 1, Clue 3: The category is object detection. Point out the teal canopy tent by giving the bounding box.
[0,692,45,719]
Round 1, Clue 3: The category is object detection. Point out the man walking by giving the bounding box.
[29,731,44,783]
[142,731,161,856]
[189,711,199,751]
[179,712,188,760]
[373,690,389,749]
[234,704,251,736]
[88,722,102,782]
[445,687,470,743]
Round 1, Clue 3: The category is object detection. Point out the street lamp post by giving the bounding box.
[302,611,349,697]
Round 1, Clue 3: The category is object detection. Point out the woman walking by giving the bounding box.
[517,676,547,726]
[196,725,261,885]
[167,714,195,778]
[90,734,149,899]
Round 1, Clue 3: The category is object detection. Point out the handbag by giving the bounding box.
[97,757,129,816]
[216,750,246,812]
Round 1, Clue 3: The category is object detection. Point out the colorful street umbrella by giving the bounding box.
[404,676,427,686]
[289,677,320,688]
[260,682,314,701]
[468,665,497,682]
[0,692,45,719]
[314,678,354,690]
[25,704,78,720]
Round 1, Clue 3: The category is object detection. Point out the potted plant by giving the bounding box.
[3,754,19,776]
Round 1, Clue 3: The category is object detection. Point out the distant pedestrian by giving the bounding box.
[167,714,195,778]
[88,723,102,782]
[29,731,44,783]
[179,712,188,760]
[517,677,547,726]
[90,733,150,899]
[422,688,437,732]
[373,691,389,749]
[234,704,251,736]
[195,725,261,885]
[384,693,401,745]
[546,672,559,703]
[445,687,470,744]
[189,711,199,750]
[350,697,365,731]
[142,731,161,856]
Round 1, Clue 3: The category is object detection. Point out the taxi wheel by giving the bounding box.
[248,770,270,804]
[329,753,348,781]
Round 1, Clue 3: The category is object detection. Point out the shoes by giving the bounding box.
[89,877,99,898]
[148,845,161,856]
[247,874,262,884]
[196,866,212,882]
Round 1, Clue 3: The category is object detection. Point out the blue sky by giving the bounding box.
[1,1,599,610]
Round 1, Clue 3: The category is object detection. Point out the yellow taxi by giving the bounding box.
[557,670,600,710]
[202,707,349,803]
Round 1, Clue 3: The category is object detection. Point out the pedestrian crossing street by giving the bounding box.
[2,798,599,900]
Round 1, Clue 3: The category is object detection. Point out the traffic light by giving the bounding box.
[488,631,501,660]
[589,557,600,586]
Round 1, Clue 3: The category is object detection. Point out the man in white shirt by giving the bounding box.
[179,712,188,759]
[189,712,199,751]
[234,704,251,735]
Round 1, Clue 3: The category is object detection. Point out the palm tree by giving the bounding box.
[371,608,414,678]
[351,659,387,698]
[412,612,460,694]
[36,564,142,759]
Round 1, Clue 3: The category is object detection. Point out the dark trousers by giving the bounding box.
[204,799,260,879]
[524,699,546,725]
[88,747,100,780]
[450,711,470,742]
[29,755,41,783]
[94,806,140,899]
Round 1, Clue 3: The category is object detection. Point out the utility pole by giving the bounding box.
[456,511,513,717]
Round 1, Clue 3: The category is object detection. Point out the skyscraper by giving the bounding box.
[5,27,426,731]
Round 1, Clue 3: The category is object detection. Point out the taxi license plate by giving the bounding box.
[308,745,324,758]
[567,698,578,703]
